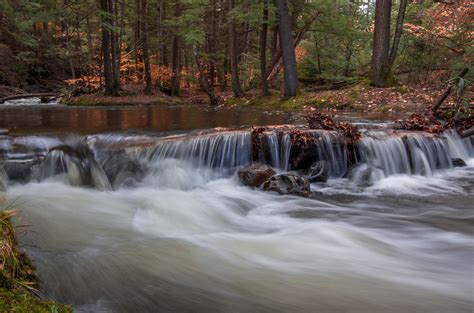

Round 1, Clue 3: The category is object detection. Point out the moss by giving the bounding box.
[397,84,409,94]
[0,210,72,313]
[0,288,71,313]
[224,93,330,111]
[63,94,183,106]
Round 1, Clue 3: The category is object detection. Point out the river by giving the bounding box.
[1,100,473,312]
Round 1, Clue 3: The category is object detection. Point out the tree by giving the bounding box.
[276,0,298,98]
[101,0,115,95]
[388,0,408,68]
[141,0,152,95]
[109,0,120,91]
[170,1,182,96]
[370,0,392,87]
[260,0,270,96]
[228,0,242,97]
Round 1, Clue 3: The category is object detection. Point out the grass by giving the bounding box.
[0,205,72,313]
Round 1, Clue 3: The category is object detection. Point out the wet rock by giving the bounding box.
[238,164,276,188]
[0,129,8,135]
[100,150,145,188]
[3,158,43,183]
[452,158,466,167]
[39,144,111,190]
[302,161,329,183]
[290,143,319,171]
[349,164,384,187]
[263,174,311,197]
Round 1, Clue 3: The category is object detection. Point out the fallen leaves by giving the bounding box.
[306,110,362,143]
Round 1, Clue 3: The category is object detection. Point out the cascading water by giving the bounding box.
[1,125,473,313]
[2,128,472,188]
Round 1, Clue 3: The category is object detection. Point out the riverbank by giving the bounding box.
[63,93,184,106]
[222,83,466,113]
[0,208,71,312]
[60,82,467,115]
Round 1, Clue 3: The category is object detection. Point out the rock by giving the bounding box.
[262,174,311,197]
[0,129,8,135]
[302,161,329,183]
[349,164,384,187]
[452,158,466,167]
[3,159,42,183]
[289,143,319,170]
[238,164,276,188]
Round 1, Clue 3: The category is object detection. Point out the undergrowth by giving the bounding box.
[0,203,72,313]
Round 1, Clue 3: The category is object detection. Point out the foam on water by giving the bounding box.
[2,128,473,312]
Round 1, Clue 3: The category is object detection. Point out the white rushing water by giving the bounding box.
[3,129,474,312]
[2,97,59,106]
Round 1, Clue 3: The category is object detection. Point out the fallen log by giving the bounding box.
[432,67,469,115]
[303,79,360,92]
[0,85,27,98]
[0,93,58,104]
[460,127,474,139]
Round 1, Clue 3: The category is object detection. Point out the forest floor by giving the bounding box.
[2,79,471,115]
[61,82,472,114]
[221,83,472,114]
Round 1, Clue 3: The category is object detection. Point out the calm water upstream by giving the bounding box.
[1,100,473,312]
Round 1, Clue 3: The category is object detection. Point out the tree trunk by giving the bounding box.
[370,0,392,87]
[157,0,164,66]
[228,0,242,97]
[101,0,114,95]
[134,0,142,72]
[315,39,322,74]
[276,0,298,98]
[266,12,317,85]
[388,0,407,68]
[117,0,125,81]
[193,45,221,106]
[109,0,120,91]
[170,1,182,96]
[141,0,152,95]
[260,0,270,96]
[85,17,93,75]
[344,40,353,77]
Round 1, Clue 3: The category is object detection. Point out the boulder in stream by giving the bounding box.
[262,174,311,197]
[452,158,466,167]
[301,161,329,183]
[238,164,276,188]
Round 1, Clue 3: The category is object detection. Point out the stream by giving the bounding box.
[1,100,473,313]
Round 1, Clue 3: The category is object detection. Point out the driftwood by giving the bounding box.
[303,80,359,92]
[432,67,469,115]
[460,127,474,139]
[0,85,27,98]
[0,93,58,104]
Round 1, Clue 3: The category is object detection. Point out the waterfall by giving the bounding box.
[0,165,8,191]
[0,128,472,189]
[143,132,252,171]
[280,133,292,171]
[444,129,473,160]
[311,130,348,177]
[351,130,472,184]
[38,145,111,190]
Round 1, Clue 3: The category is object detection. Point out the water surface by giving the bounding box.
[1,101,472,313]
